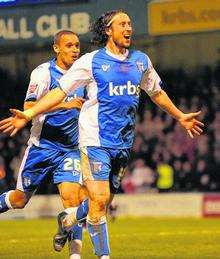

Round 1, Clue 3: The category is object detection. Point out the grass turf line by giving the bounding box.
[0,217,220,258]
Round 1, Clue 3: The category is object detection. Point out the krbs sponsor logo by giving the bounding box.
[109,81,140,96]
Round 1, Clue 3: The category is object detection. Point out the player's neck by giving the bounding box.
[105,41,126,56]
[56,58,70,71]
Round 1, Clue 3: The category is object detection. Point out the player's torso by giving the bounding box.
[30,60,85,151]
[93,49,142,108]
[80,49,148,149]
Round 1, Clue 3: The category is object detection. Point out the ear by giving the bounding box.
[105,27,112,37]
[53,44,60,54]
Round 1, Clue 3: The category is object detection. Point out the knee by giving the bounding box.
[10,191,29,209]
[96,195,109,212]
[13,201,27,209]
[88,193,110,224]
[61,190,80,208]
[59,183,81,208]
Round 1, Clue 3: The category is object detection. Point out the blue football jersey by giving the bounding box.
[58,48,162,149]
[25,59,85,151]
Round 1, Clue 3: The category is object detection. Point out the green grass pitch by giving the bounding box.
[0,217,220,258]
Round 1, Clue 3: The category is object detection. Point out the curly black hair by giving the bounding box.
[90,10,125,46]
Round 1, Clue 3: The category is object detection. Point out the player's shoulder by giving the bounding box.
[72,50,99,70]
[129,49,152,69]
[130,49,149,60]
[78,50,99,62]
[30,61,50,79]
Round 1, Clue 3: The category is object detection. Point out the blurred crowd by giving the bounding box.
[0,62,219,194]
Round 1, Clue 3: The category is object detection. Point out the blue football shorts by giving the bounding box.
[80,146,130,193]
[16,145,82,193]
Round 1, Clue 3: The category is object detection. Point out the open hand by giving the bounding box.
[178,111,204,138]
[0,109,29,136]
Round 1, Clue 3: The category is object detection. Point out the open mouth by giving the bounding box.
[124,35,131,40]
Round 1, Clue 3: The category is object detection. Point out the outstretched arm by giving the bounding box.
[0,88,66,136]
[23,97,85,112]
[20,87,66,120]
[0,95,85,137]
[150,90,204,138]
[0,88,66,137]
[11,52,92,121]
[1,53,92,136]
[140,58,204,138]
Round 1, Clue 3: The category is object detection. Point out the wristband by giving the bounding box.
[23,109,35,121]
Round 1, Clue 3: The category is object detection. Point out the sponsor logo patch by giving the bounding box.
[28,84,38,93]
[136,61,144,72]
[90,161,102,173]
[101,64,110,72]
[109,81,140,96]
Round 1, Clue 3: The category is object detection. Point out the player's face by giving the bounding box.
[108,13,132,49]
[54,34,80,69]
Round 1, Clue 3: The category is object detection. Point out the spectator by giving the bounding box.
[156,161,174,192]
[1,62,219,193]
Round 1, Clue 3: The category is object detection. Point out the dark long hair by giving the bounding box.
[90,10,124,46]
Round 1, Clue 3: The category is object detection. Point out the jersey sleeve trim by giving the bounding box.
[140,56,162,97]
[25,63,50,102]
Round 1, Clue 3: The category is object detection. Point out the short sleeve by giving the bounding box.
[140,56,162,97]
[25,64,50,102]
[58,51,97,95]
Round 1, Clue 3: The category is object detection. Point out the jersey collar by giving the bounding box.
[105,48,129,61]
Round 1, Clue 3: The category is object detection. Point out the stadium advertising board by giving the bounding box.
[148,0,220,36]
[0,12,90,40]
[0,0,148,47]
[203,194,220,217]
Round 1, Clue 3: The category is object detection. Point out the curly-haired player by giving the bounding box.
[0,10,204,258]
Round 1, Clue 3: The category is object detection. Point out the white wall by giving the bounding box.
[0,193,204,220]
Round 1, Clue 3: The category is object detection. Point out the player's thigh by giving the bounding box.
[58,182,81,208]
[16,145,59,194]
[54,149,83,208]
[109,148,130,194]
[80,147,111,211]
[80,146,111,182]
[54,149,82,187]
